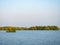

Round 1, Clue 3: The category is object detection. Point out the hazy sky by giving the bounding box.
[0,0,60,27]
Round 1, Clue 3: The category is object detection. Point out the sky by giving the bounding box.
[0,0,60,27]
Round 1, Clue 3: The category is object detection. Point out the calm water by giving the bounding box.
[0,30,60,45]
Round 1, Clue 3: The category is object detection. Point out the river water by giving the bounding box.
[0,30,60,45]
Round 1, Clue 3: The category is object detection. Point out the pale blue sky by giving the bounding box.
[0,0,60,27]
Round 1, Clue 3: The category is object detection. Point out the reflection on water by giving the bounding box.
[0,30,60,45]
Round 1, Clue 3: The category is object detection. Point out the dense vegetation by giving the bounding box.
[0,26,59,32]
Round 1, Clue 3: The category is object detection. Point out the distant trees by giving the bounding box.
[0,26,59,32]
[29,26,59,30]
[28,26,59,30]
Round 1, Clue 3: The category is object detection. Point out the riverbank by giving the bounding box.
[0,26,59,31]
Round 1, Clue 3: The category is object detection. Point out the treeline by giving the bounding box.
[28,26,59,30]
[0,26,59,30]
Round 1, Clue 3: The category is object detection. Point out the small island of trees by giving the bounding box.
[0,26,59,32]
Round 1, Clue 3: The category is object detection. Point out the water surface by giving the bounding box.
[0,30,60,45]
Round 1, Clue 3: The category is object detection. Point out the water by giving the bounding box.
[0,30,60,45]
